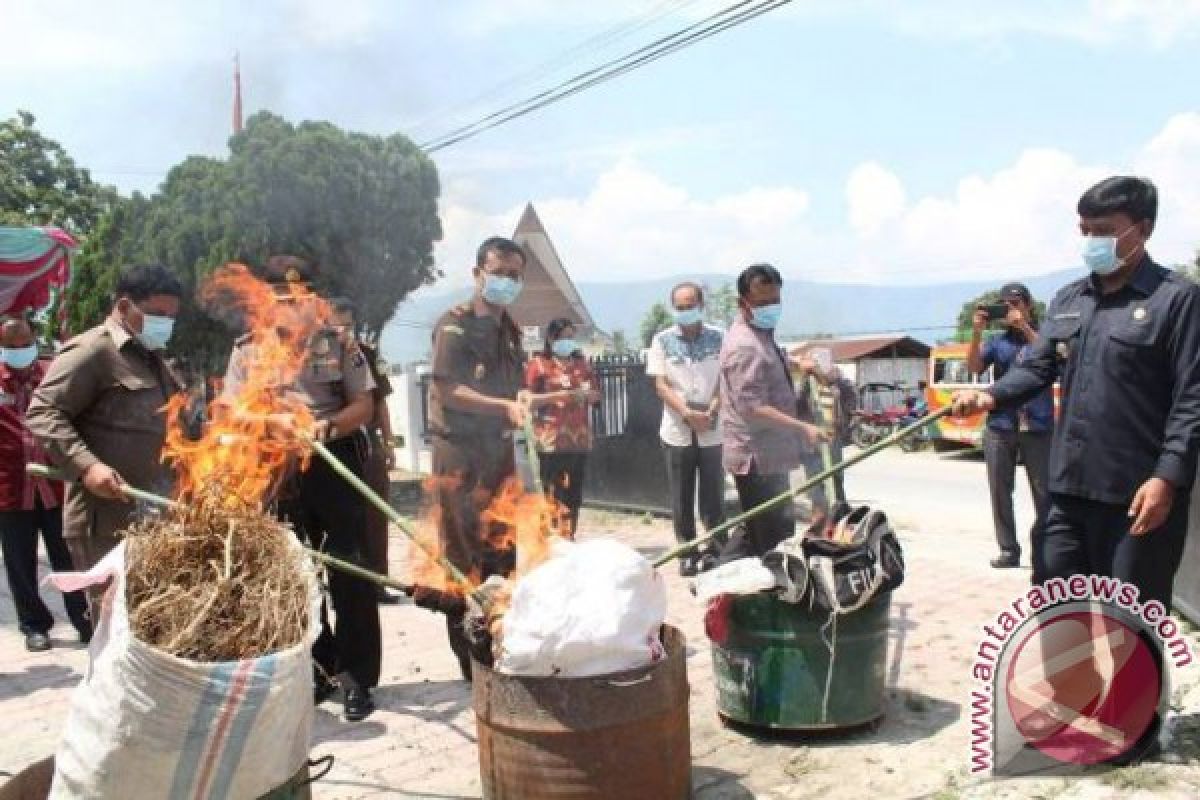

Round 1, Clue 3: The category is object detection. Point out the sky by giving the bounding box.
[4,0,1199,293]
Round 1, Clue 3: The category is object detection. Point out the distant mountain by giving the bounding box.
[379,268,1082,367]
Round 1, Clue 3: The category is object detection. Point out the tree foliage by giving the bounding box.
[954,289,1047,342]
[0,110,118,236]
[704,282,737,329]
[639,301,674,348]
[71,111,442,370]
[610,329,629,354]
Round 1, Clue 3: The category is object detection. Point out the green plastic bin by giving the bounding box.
[710,591,891,730]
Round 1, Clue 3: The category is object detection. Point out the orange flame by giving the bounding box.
[406,475,570,609]
[163,263,332,506]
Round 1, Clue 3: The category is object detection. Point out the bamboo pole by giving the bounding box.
[806,374,838,507]
[304,438,472,588]
[651,407,953,567]
[25,462,417,594]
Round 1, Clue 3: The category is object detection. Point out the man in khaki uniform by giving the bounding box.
[421,236,527,681]
[26,264,184,575]
[224,255,381,722]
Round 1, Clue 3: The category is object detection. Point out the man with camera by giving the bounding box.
[966,283,1053,574]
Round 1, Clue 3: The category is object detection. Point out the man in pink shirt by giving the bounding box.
[719,264,824,558]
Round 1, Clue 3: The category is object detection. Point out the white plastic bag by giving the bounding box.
[690,557,778,603]
[44,538,321,800]
[496,538,667,677]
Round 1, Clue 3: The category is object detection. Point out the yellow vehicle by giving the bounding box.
[926,341,1061,449]
[926,343,991,448]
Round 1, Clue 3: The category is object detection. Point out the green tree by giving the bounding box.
[0,110,118,236]
[610,329,629,354]
[954,289,1047,342]
[72,112,442,370]
[1178,250,1200,282]
[639,301,674,348]
[704,282,737,329]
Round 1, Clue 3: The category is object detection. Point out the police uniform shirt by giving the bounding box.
[224,328,375,419]
[990,256,1200,504]
[428,304,523,439]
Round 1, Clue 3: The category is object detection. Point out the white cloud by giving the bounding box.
[433,158,814,283]
[436,113,1200,286]
[846,162,906,237]
[440,0,1200,47]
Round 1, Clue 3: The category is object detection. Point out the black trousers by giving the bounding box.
[983,428,1051,569]
[539,452,587,536]
[431,434,516,678]
[277,434,381,689]
[1041,491,1190,612]
[0,501,88,635]
[730,470,794,559]
[363,431,391,576]
[664,440,726,545]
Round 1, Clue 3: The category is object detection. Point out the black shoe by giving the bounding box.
[343,685,376,722]
[990,554,1020,569]
[314,675,337,706]
[74,620,94,645]
[25,632,51,652]
[694,553,718,574]
[679,557,698,577]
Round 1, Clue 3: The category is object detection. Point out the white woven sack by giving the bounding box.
[44,537,321,800]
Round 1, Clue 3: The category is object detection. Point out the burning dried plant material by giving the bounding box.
[123,492,311,662]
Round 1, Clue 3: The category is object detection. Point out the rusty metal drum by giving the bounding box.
[472,625,691,800]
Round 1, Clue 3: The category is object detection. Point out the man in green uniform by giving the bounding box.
[421,236,528,680]
[223,255,381,721]
[26,264,184,577]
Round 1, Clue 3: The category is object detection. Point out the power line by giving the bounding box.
[420,0,793,153]
[406,0,705,136]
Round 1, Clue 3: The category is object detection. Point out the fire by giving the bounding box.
[406,475,570,608]
[162,263,331,506]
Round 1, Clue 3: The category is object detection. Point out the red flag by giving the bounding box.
[232,53,243,134]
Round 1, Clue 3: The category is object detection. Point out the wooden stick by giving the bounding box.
[651,407,954,567]
[25,463,416,594]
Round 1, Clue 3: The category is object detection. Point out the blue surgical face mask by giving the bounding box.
[137,314,175,350]
[749,302,782,330]
[674,307,703,327]
[481,274,523,306]
[1081,225,1135,276]
[0,344,38,370]
[551,339,577,358]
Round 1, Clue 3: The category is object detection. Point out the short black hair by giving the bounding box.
[114,264,184,304]
[736,263,783,298]
[543,317,577,355]
[1078,176,1158,228]
[670,281,704,307]
[476,236,526,268]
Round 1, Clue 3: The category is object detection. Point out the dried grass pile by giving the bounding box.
[123,495,311,662]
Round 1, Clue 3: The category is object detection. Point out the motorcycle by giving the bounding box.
[848,407,905,448]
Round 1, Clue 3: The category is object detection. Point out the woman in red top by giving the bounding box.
[524,318,600,535]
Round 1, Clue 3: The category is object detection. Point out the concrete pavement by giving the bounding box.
[2,461,1199,799]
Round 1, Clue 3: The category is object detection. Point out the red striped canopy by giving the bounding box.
[0,226,76,316]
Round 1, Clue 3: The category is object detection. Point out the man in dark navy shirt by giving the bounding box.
[954,176,1200,611]
[966,282,1054,573]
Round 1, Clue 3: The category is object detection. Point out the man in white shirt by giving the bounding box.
[646,282,727,575]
